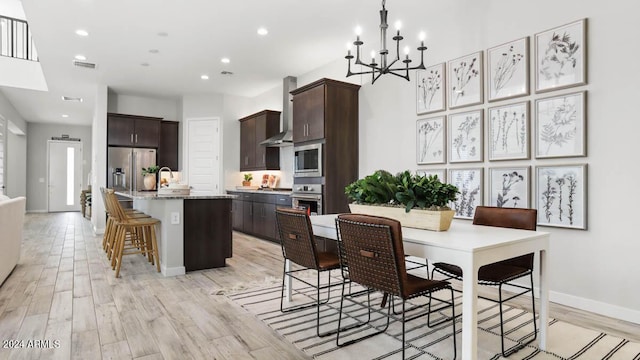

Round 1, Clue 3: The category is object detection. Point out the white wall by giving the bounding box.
[0,92,28,198]
[107,93,180,121]
[25,123,92,212]
[247,0,640,323]
[7,130,26,197]
[91,85,108,234]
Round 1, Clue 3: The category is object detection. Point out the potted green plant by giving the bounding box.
[141,165,160,190]
[242,173,253,187]
[345,170,459,231]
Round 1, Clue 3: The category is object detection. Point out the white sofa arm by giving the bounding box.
[0,196,26,286]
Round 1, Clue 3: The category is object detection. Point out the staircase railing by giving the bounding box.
[0,14,38,61]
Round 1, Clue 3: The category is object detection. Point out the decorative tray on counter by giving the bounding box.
[158,183,190,196]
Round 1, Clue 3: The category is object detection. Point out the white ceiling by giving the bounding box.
[1,0,444,125]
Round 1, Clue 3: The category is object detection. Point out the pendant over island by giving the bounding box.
[115,191,235,276]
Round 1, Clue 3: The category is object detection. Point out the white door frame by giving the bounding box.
[47,140,83,212]
[0,114,6,195]
[183,117,223,193]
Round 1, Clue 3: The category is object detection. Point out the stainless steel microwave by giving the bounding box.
[293,143,322,177]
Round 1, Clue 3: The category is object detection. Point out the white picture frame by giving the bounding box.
[535,91,586,158]
[488,101,530,161]
[447,51,483,109]
[536,164,587,229]
[448,110,483,163]
[535,19,587,93]
[417,116,446,164]
[488,166,530,208]
[417,63,446,114]
[487,37,529,102]
[449,168,483,219]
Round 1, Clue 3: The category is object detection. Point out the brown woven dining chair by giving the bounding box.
[335,214,457,359]
[431,206,538,357]
[276,207,347,337]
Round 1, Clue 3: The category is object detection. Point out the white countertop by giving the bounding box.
[115,190,236,200]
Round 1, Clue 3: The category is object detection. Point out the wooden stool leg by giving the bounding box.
[103,216,112,251]
[111,225,125,269]
[150,224,160,273]
[114,225,127,278]
[144,226,153,263]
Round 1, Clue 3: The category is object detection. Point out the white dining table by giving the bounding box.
[304,214,550,360]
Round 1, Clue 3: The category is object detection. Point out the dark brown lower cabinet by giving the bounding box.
[183,199,232,271]
[229,191,290,243]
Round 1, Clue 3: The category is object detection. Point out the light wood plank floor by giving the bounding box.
[1,212,638,360]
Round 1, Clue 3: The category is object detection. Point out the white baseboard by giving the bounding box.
[500,283,640,325]
[550,290,640,325]
[92,226,105,235]
[26,209,47,213]
[161,265,186,277]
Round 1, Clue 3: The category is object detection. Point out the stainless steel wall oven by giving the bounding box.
[291,184,322,215]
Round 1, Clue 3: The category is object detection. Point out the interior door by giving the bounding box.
[186,118,221,193]
[0,115,6,195]
[48,140,83,212]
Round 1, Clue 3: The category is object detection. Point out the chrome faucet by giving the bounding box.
[157,167,173,188]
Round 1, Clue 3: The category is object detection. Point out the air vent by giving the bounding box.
[221,70,233,75]
[72,60,97,69]
[61,96,83,102]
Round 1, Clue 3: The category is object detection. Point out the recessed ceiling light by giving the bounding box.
[74,55,86,61]
[221,58,230,64]
[141,62,150,67]
[200,74,209,80]
[257,27,268,36]
[157,32,169,37]
[75,29,89,37]
[62,114,69,118]
[149,49,159,54]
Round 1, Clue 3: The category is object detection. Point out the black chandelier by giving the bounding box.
[345,0,427,84]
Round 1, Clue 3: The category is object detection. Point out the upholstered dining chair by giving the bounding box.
[335,213,457,359]
[431,206,537,357]
[275,207,346,337]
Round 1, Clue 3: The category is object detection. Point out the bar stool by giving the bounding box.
[100,188,150,259]
[104,190,161,278]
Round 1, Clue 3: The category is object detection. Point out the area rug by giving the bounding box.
[226,274,640,359]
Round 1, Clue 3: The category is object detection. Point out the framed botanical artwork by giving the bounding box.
[535,19,587,93]
[416,63,446,114]
[417,168,446,182]
[487,37,529,102]
[447,51,483,109]
[449,168,483,219]
[416,116,446,164]
[536,164,587,229]
[488,166,530,208]
[488,101,530,161]
[448,110,483,163]
[535,91,586,158]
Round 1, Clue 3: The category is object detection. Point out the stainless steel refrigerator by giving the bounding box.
[107,147,157,192]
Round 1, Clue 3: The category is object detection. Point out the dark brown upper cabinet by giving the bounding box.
[107,113,161,148]
[158,120,179,170]
[291,78,360,145]
[239,110,281,171]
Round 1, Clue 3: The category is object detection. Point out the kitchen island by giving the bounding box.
[116,191,236,276]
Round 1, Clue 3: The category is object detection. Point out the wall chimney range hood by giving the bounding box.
[260,76,297,147]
